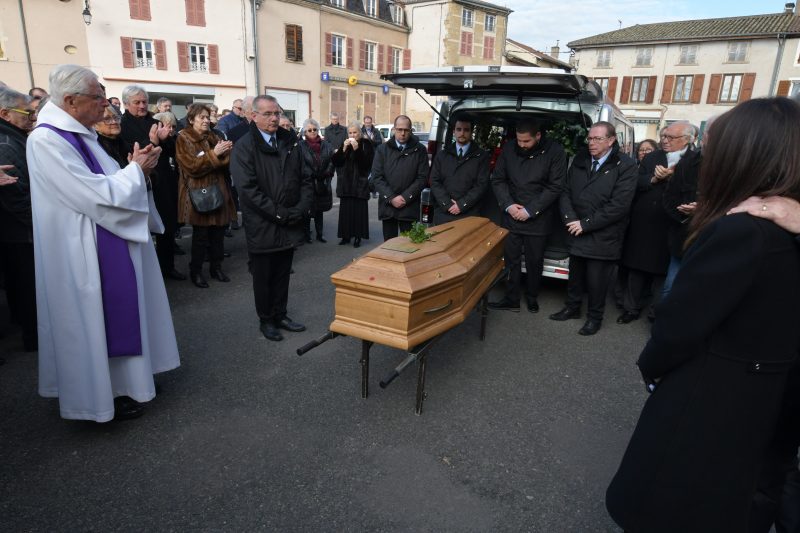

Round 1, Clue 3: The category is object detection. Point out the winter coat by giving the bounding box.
[560,146,637,260]
[621,150,671,274]
[120,111,157,149]
[606,214,800,533]
[299,138,335,212]
[0,119,32,243]
[370,136,428,222]
[430,143,490,224]
[662,148,702,258]
[175,126,236,227]
[332,138,374,199]
[323,123,347,155]
[97,133,132,170]
[491,137,566,236]
[229,123,312,254]
[361,126,384,148]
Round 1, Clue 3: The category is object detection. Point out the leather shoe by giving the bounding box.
[487,298,520,312]
[549,307,581,321]
[164,268,187,281]
[276,317,306,332]
[210,269,230,282]
[223,251,231,258]
[316,236,327,243]
[260,322,284,342]
[616,311,640,324]
[578,320,601,336]
[526,299,539,313]
[339,238,351,245]
[190,273,209,288]
[353,237,361,248]
[113,396,145,421]
[305,237,313,244]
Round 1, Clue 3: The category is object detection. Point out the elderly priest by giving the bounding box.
[26,65,180,422]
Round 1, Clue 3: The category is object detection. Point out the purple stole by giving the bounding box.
[38,124,143,357]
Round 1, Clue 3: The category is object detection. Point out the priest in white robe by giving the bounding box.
[26,64,180,422]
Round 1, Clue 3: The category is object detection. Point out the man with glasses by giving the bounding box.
[370,114,428,241]
[550,121,637,335]
[217,98,246,137]
[0,86,38,351]
[230,95,312,342]
[488,120,565,313]
[27,65,180,421]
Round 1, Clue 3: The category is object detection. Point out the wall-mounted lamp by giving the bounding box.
[82,1,92,25]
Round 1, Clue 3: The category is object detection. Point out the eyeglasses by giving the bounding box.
[660,134,687,141]
[638,147,654,153]
[255,111,282,118]
[233,106,242,111]
[75,93,107,102]
[306,128,318,132]
[9,108,36,120]
[101,116,122,124]
[395,128,411,133]
[585,136,609,143]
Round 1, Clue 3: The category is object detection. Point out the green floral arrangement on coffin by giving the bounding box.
[547,120,588,157]
[402,221,434,244]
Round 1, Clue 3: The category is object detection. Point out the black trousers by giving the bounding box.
[503,232,547,303]
[0,242,37,348]
[155,231,176,273]
[382,218,413,242]
[565,255,616,321]
[304,211,324,239]
[190,225,225,274]
[249,249,294,325]
[623,268,665,316]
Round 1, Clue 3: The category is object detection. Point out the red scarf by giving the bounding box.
[305,134,322,164]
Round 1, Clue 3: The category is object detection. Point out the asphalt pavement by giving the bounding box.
[0,199,653,532]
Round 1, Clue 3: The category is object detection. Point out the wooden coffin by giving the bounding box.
[329,217,508,351]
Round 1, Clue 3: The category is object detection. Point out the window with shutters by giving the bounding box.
[390,93,402,119]
[189,44,208,72]
[390,4,404,24]
[331,34,345,67]
[727,41,749,63]
[363,92,376,119]
[594,77,609,95]
[462,8,473,28]
[460,32,473,56]
[286,25,303,62]
[630,77,650,102]
[330,88,347,119]
[673,75,694,102]
[391,47,402,73]
[679,45,698,65]
[485,14,496,33]
[129,0,151,20]
[134,39,154,68]
[718,74,743,103]
[185,0,206,27]
[596,50,612,68]
[364,42,377,71]
[364,0,377,17]
[483,36,495,60]
[635,47,653,66]
[329,0,344,7]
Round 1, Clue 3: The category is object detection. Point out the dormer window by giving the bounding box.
[364,0,377,17]
[389,3,404,24]
[330,0,344,8]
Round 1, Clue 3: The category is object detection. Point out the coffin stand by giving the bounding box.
[297,217,508,414]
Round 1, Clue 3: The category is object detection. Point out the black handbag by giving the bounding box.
[187,183,224,213]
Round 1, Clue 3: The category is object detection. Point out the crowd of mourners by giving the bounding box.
[1,64,800,532]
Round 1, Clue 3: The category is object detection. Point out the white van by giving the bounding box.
[383,66,636,280]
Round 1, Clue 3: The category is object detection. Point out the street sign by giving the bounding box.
[321,72,330,82]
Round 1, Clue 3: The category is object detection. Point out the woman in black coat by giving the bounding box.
[332,122,374,247]
[298,118,334,243]
[606,97,800,533]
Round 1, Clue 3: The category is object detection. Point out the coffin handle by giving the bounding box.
[424,299,453,314]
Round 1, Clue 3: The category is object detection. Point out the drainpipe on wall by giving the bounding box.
[18,0,35,89]
[252,0,261,93]
[769,33,787,96]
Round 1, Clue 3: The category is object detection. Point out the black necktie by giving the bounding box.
[270,137,276,149]
[458,147,464,158]
[591,160,599,176]
[399,144,405,151]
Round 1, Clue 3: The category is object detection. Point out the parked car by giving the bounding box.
[383,65,636,280]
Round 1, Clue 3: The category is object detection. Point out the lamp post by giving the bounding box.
[82,0,92,25]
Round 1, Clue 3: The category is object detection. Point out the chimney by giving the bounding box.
[550,40,560,58]
[785,3,796,14]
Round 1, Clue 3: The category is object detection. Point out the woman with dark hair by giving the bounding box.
[635,138,657,164]
[332,122,373,247]
[298,118,334,243]
[606,97,800,532]
[95,104,130,168]
[176,103,235,288]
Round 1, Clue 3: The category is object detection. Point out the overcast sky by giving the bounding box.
[503,0,786,56]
